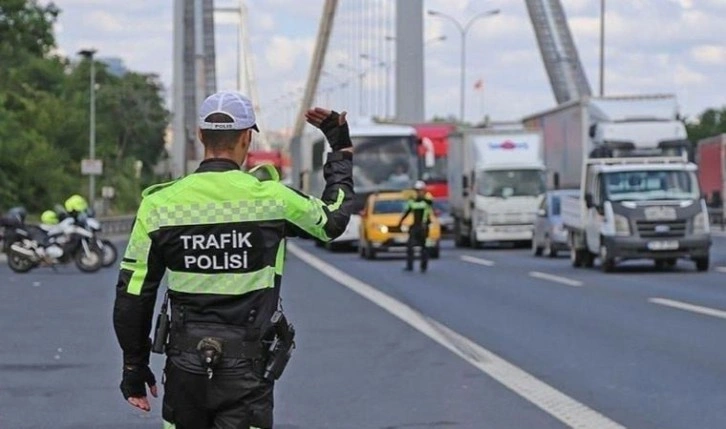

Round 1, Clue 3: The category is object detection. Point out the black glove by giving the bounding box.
[120,365,156,400]
[319,110,352,151]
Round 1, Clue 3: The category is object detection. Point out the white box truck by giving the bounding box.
[524,95,711,272]
[448,129,546,248]
[523,94,692,189]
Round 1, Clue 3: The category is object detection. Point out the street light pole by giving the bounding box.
[78,48,97,207]
[599,0,606,96]
[428,9,500,123]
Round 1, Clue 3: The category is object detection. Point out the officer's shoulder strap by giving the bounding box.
[141,179,180,199]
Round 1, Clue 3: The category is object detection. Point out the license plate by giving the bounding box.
[647,240,679,251]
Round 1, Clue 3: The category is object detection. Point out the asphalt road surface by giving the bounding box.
[3,235,726,428]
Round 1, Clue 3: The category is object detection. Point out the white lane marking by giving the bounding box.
[289,242,626,429]
[649,297,726,320]
[715,267,726,273]
[460,255,495,266]
[529,271,583,287]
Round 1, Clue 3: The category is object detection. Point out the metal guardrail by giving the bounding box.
[99,215,136,237]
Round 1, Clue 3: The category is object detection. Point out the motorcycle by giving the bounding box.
[80,213,118,268]
[1,208,104,273]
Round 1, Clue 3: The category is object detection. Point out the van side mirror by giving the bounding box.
[537,208,546,217]
[584,193,594,208]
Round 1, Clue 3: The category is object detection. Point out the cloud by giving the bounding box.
[691,45,726,65]
[83,10,124,32]
[264,36,314,72]
[673,64,707,85]
[50,0,725,130]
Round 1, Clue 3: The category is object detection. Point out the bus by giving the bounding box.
[308,120,419,248]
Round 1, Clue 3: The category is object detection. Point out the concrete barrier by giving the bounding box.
[99,215,135,237]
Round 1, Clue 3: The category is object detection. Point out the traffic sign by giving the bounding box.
[81,159,103,175]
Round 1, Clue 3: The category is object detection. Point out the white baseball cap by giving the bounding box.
[198,91,259,131]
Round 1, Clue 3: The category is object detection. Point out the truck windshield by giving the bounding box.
[477,169,546,198]
[603,170,699,202]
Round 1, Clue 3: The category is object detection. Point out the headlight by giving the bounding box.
[553,224,565,235]
[694,211,710,234]
[614,214,630,236]
[372,223,388,233]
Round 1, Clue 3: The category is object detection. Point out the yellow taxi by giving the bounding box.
[358,190,441,259]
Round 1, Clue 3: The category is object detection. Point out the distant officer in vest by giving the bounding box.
[397,180,434,272]
[113,90,354,429]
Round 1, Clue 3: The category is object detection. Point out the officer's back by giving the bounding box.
[113,91,354,429]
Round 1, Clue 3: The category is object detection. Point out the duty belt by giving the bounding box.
[168,335,264,360]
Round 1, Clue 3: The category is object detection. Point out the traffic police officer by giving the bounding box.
[397,180,434,272]
[113,90,354,428]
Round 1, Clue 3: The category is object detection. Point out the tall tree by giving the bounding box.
[687,107,726,143]
[0,1,170,213]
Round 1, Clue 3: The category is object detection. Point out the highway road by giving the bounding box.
[3,235,726,428]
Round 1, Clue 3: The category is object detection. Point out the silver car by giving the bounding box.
[532,189,579,257]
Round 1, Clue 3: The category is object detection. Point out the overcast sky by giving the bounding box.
[52,0,726,131]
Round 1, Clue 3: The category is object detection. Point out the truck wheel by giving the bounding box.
[544,237,557,258]
[584,252,595,268]
[570,247,582,267]
[470,228,481,249]
[600,245,615,273]
[532,238,543,256]
[695,257,709,272]
[453,220,469,248]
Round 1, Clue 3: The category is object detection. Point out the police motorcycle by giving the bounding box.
[73,208,118,268]
[0,206,104,273]
[53,193,117,267]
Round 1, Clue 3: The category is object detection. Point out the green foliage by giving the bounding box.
[687,107,726,144]
[0,1,169,214]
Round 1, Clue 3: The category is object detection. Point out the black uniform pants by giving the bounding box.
[406,225,429,271]
[162,360,274,429]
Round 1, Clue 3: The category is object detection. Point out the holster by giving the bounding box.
[263,311,296,381]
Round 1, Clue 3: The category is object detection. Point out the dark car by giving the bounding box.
[532,189,579,257]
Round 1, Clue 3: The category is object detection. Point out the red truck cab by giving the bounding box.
[697,134,726,207]
[414,124,455,199]
[244,150,284,179]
